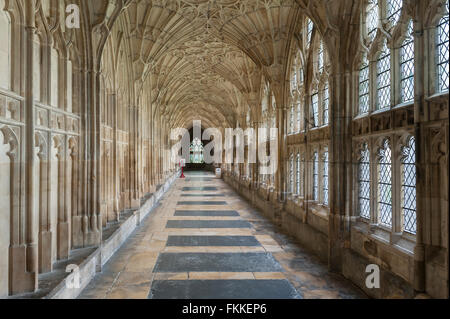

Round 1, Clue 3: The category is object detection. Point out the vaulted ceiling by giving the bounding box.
[85,0,359,129]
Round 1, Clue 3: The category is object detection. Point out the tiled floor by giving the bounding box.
[78,171,367,299]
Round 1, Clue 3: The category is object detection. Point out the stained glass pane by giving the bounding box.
[366,0,379,41]
[359,143,371,219]
[387,0,403,26]
[437,0,449,92]
[377,40,391,110]
[312,92,319,127]
[359,55,370,114]
[313,152,319,201]
[323,84,329,125]
[378,139,392,228]
[402,137,417,234]
[401,20,414,103]
[323,150,329,206]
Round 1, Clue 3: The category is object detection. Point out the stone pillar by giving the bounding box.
[327,67,352,273]
[111,93,120,220]
[10,0,38,294]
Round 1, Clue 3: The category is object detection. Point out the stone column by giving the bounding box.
[111,93,120,220]
[10,0,39,295]
[327,67,352,273]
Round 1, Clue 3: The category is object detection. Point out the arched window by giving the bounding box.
[377,40,391,110]
[190,138,204,164]
[296,153,301,195]
[313,151,319,201]
[322,83,329,125]
[386,0,403,26]
[359,54,370,114]
[312,91,319,127]
[378,139,392,227]
[296,99,302,133]
[289,154,295,194]
[358,143,371,219]
[401,20,414,103]
[401,136,417,234]
[437,0,449,92]
[322,149,329,206]
[366,0,379,41]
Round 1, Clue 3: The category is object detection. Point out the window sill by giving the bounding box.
[352,220,415,256]
[354,113,369,120]
[426,91,449,103]
[307,201,329,219]
[392,101,414,110]
[371,107,391,116]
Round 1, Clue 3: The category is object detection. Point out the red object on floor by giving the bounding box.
[180,165,185,178]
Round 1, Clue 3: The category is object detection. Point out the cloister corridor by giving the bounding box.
[0,0,448,300]
[78,171,366,299]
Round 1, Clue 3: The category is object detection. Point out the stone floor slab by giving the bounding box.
[166,220,252,229]
[182,187,218,191]
[166,236,261,247]
[177,201,227,205]
[174,210,239,217]
[181,194,225,197]
[153,252,284,273]
[149,280,301,299]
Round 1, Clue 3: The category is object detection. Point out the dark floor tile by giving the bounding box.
[181,194,225,197]
[185,178,213,182]
[166,236,260,247]
[166,220,251,229]
[174,210,240,217]
[182,187,217,191]
[177,201,227,205]
[149,280,301,299]
[153,253,284,273]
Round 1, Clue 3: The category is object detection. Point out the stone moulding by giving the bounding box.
[44,172,180,299]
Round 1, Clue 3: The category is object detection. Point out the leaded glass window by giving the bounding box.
[296,153,301,195]
[318,41,324,72]
[366,0,379,41]
[323,83,329,125]
[401,20,414,103]
[312,92,319,127]
[401,136,417,234]
[307,18,313,49]
[323,149,329,206]
[313,151,319,201]
[290,154,295,193]
[359,54,370,114]
[291,67,298,91]
[300,157,305,197]
[378,139,392,228]
[437,0,449,92]
[359,143,371,219]
[377,40,391,110]
[387,0,403,26]
[290,105,295,134]
[190,137,204,164]
[297,100,302,132]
